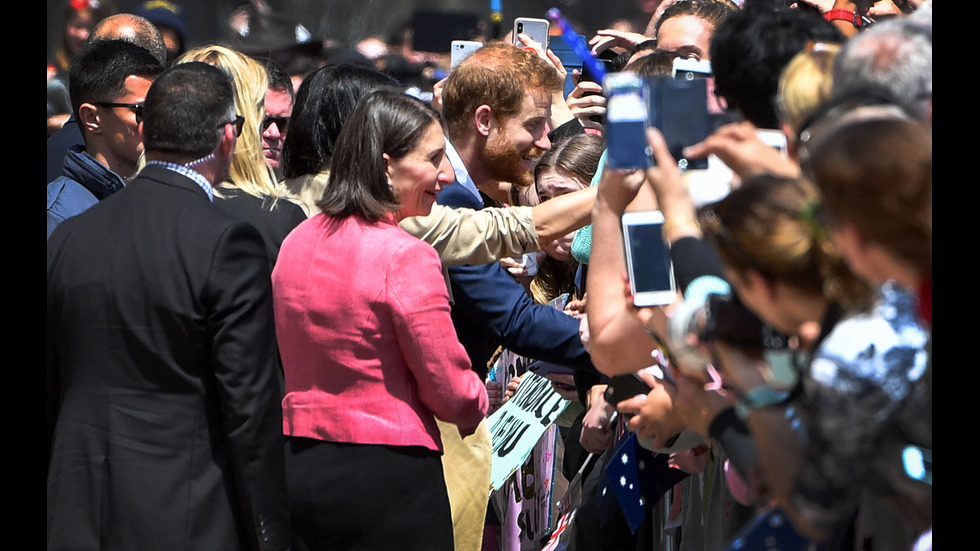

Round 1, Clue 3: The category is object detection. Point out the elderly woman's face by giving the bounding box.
[389,121,454,220]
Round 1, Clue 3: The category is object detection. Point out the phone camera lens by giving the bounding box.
[517,23,523,32]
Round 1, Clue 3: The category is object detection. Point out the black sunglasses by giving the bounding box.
[261,115,289,132]
[93,101,145,123]
[218,115,245,137]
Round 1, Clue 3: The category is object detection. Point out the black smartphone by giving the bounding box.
[604,373,652,405]
[647,76,711,171]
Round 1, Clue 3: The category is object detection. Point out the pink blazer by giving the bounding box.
[272,213,487,452]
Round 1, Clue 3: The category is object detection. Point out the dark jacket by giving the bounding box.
[437,181,597,382]
[46,145,127,239]
[46,116,84,184]
[47,165,290,551]
[213,186,306,268]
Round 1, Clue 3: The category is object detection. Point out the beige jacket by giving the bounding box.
[279,173,538,267]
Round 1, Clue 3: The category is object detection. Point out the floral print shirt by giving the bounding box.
[789,281,931,534]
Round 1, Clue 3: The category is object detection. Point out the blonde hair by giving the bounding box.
[177,45,280,200]
[777,42,841,140]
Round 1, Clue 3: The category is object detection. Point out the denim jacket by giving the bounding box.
[47,145,126,239]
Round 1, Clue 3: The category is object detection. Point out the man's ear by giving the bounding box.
[474,105,494,137]
[78,103,102,135]
[218,123,237,158]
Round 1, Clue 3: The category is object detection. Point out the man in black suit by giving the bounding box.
[47,61,290,551]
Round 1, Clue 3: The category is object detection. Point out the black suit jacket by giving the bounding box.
[47,165,290,551]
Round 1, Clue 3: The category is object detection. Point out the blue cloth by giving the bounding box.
[47,180,97,239]
[601,433,688,533]
[569,149,607,265]
[437,178,596,382]
[47,146,127,239]
[46,116,84,184]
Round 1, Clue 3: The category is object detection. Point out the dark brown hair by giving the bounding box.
[802,116,931,274]
[318,89,441,222]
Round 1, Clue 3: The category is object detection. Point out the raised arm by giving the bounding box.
[584,160,664,376]
[400,186,596,266]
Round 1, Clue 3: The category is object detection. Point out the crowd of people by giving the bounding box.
[46,0,932,550]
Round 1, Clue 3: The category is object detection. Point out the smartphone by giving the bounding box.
[512,17,550,50]
[604,72,651,170]
[755,128,789,158]
[902,445,932,485]
[580,52,615,85]
[622,210,676,307]
[672,57,712,81]
[604,373,652,406]
[450,40,482,70]
[528,360,575,378]
[649,76,711,171]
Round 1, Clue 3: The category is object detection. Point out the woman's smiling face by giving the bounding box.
[388,121,454,220]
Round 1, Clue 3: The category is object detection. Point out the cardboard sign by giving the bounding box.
[488,370,570,491]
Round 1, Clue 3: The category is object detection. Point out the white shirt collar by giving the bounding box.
[444,139,482,203]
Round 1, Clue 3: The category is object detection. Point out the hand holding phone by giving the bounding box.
[604,72,651,169]
[512,17,550,50]
[604,373,652,406]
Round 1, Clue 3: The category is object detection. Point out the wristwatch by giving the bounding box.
[735,385,790,420]
[824,8,864,28]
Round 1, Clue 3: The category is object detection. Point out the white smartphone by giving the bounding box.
[512,17,550,50]
[450,40,482,70]
[756,128,789,158]
[621,210,677,307]
[672,57,712,80]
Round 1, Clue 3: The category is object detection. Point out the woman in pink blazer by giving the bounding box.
[272,89,488,551]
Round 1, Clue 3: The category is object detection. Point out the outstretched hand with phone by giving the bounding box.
[615,368,688,450]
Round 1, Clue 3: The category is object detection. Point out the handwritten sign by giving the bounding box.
[488,370,570,491]
[495,424,560,551]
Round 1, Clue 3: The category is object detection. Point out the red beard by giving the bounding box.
[480,131,545,189]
